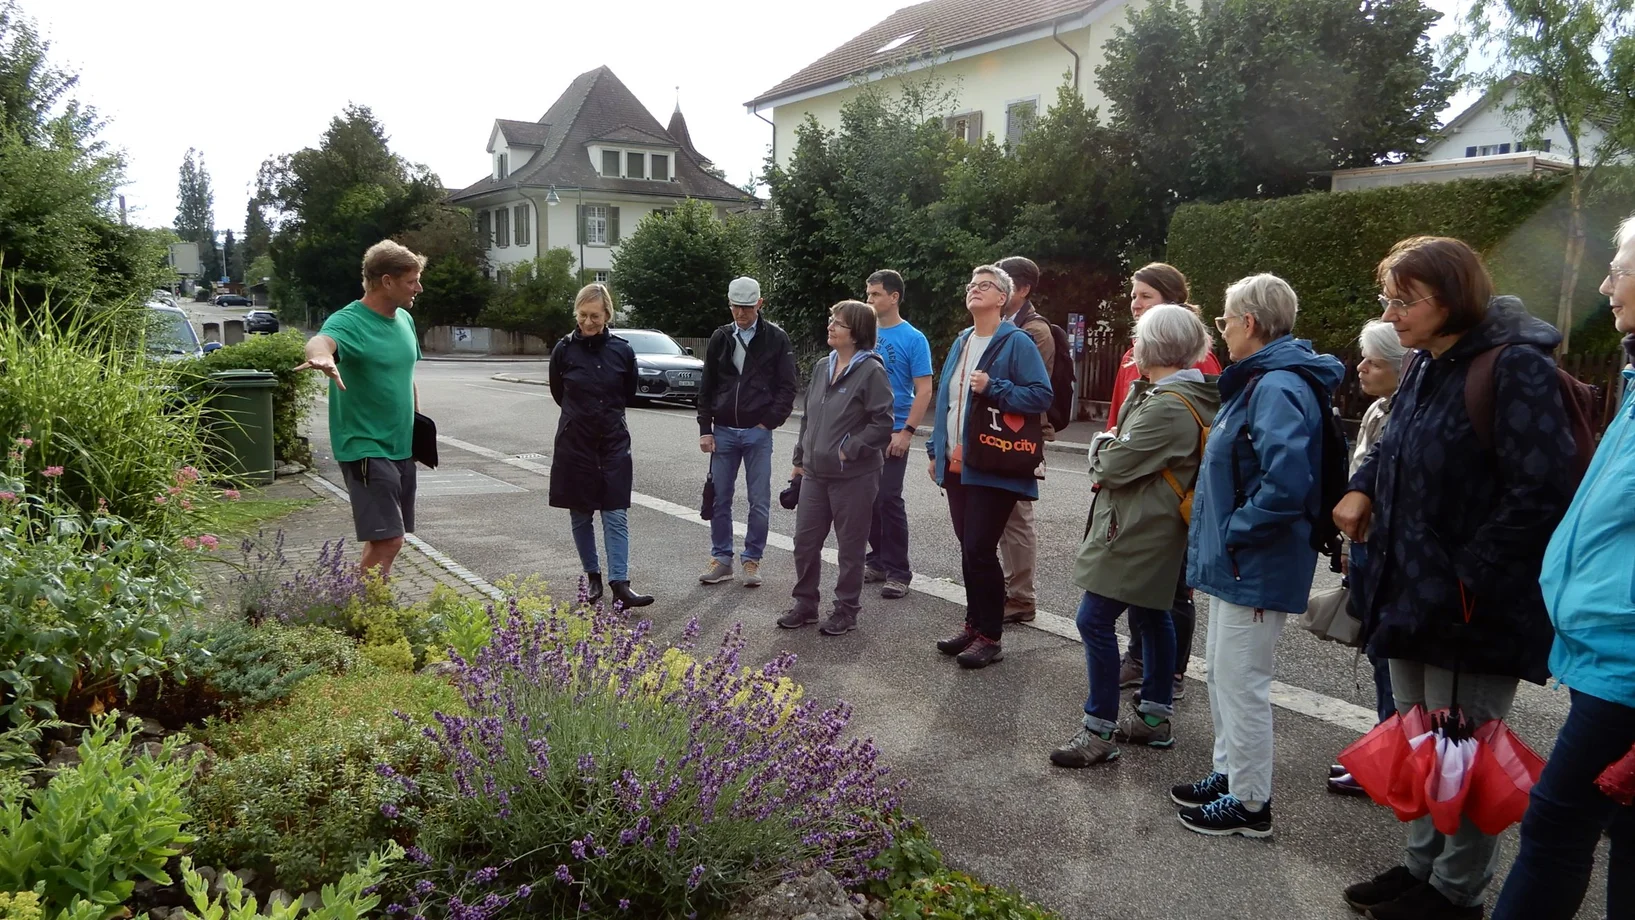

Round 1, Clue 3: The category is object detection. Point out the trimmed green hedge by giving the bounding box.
[1168,175,1631,355]
[183,331,320,466]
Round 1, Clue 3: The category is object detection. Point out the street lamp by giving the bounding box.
[545,185,585,283]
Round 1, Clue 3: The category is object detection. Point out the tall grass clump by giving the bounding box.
[0,300,217,536]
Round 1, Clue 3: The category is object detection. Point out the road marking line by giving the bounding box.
[427,433,1379,735]
[303,472,506,603]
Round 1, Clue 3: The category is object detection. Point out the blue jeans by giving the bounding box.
[1077,590,1175,733]
[1126,569,1195,677]
[1493,689,1635,920]
[709,425,772,564]
[864,451,911,583]
[570,508,629,582]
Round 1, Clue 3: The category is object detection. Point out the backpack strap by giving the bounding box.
[1464,345,1510,452]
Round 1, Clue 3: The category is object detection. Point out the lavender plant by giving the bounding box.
[233,532,365,629]
[403,606,901,919]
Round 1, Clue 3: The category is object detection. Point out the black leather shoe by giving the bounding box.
[936,625,979,656]
[584,573,604,605]
[609,580,653,608]
[1328,772,1370,797]
[1344,866,1425,912]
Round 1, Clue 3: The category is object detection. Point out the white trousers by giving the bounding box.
[1205,598,1288,803]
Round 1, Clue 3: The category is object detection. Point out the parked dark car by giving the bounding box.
[214,294,253,307]
[243,310,280,333]
[616,329,705,404]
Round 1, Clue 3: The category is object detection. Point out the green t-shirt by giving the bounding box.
[318,301,420,462]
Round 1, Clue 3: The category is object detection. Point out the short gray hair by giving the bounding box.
[1133,304,1212,370]
[1617,213,1635,252]
[1223,273,1299,341]
[971,264,1014,302]
[1358,319,1407,367]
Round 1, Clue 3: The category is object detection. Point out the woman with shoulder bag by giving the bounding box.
[926,265,1053,670]
[1050,305,1220,768]
[1322,320,1408,797]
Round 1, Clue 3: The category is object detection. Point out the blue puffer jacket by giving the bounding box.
[927,322,1053,500]
[1539,350,1635,708]
[1187,336,1346,613]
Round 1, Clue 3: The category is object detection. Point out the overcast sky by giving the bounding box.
[26,0,1472,235]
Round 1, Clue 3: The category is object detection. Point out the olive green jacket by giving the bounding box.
[1074,375,1221,610]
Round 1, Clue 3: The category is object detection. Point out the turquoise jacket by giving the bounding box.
[927,322,1054,500]
[1539,367,1635,708]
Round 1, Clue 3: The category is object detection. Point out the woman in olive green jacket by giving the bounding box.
[1051,305,1221,769]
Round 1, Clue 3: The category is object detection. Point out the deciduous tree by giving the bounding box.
[613,198,751,337]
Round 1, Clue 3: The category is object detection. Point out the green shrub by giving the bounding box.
[0,465,197,725]
[0,717,198,920]
[166,620,357,718]
[184,332,320,466]
[1167,176,1635,354]
[186,669,462,891]
[0,306,219,533]
[171,845,399,920]
[880,871,1062,920]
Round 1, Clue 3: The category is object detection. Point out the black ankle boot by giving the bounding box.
[609,580,653,608]
[584,573,603,604]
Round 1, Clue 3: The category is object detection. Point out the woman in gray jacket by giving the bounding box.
[780,300,895,636]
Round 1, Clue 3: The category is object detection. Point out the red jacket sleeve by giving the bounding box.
[1108,346,1139,427]
[1197,351,1223,374]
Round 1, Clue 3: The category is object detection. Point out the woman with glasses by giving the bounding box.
[780,300,894,635]
[1170,274,1344,839]
[548,283,652,609]
[1334,237,1578,920]
[927,265,1053,669]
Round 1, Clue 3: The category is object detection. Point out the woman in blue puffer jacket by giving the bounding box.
[1493,215,1635,920]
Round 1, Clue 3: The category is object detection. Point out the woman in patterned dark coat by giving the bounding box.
[1333,237,1578,920]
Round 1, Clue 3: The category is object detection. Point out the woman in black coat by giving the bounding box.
[548,283,652,608]
[1333,237,1577,920]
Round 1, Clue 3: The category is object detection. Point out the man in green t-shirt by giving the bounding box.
[297,240,425,577]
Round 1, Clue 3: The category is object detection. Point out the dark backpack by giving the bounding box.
[1044,322,1077,432]
[1464,344,1598,487]
[1238,367,1350,565]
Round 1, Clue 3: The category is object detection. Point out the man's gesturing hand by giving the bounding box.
[295,353,345,390]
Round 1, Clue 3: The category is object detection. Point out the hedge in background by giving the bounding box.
[186,332,320,466]
[1168,175,1633,355]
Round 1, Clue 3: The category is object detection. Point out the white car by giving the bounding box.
[146,302,202,361]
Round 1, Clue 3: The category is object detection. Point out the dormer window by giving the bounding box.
[495,153,508,179]
[652,154,669,181]
[602,149,620,177]
[594,147,675,181]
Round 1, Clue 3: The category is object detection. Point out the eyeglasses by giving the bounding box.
[1378,293,1435,314]
[828,319,851,330]
[965,281,1001,294]
[1214,313,1245,333]
[1610,264,1635,280]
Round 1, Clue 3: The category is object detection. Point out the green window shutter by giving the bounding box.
[577,205,585,245]
[609,207,621,245]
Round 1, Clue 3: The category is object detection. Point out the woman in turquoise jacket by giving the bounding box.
[926,264,1052,670]
[1494,217,1635,920]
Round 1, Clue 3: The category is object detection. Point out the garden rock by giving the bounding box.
[149,908,170,920]
[276,463,307,476]
[194,866,218,889]
[726,871,866,920]
[418,659,457,678]
[300,892,322,911]
[138,717,167,740]
[267,890,294,911]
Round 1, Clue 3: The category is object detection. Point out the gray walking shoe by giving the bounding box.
[818,610,857,635]
[880,580,908,599]
[1049,727,1120,768]
[699,559,734,584]
[777,608,819,629]
[741,560,762,587]
[863,566,888,583]
[1114,710,1175,748]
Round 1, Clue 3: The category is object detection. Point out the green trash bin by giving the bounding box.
[205,369,279,485]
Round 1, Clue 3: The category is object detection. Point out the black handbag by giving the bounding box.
[963,391,1043,477]
[779,474,802,510]
[700,472,716,521]
[413,412,439,469]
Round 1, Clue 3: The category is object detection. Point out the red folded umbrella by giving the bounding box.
[1595,741,1635,806]
[1460,719,1546,835]
[1339,705,1432,818]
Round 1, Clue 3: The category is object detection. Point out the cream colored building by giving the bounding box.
[745,0,1152,168]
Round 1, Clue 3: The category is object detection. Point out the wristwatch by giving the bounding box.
[901,425,917,435]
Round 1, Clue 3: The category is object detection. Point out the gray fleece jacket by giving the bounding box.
[792,350,894,480]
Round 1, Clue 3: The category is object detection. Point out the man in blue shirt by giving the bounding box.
[862,269,933,599]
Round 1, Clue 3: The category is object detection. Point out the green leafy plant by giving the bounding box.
[0,889,101,920]
[186,669,461,890]
[0,717,198,920]
[164,619,357,719]
[171,844,400,920]
[182,332,321,466]
[881,871,1063,920]
[865,818,946,900]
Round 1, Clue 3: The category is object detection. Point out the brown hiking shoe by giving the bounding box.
[1003,598,1036,623]
[776,608,819,629]
[1049,727,1120,768]
[1118,656,1143,688]
[956,636,1004,669]
[1114,710,1175,748]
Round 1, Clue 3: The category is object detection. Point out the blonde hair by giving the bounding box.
[575,282,615,322]
[361,240,427,292]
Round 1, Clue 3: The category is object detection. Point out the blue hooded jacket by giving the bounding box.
[927,322,1053,500]
[1539,352,1635,707]
[1187,336,1346,613]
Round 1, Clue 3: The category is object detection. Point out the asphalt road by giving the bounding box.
[303,358,1610,920]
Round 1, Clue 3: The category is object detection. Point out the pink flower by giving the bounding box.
[18,424,28,433]
[180,537,198,550]
[7,451,20,463]
[177,466,200,483]
[180,498,194,511]
[16,438,31,448]
[42,466,63,478]
[0,492,15,503]
[222,489,241,501]
[96,498,108,511]
[199,534,219,550]
[167,486,182,496]
[153,495,167,505]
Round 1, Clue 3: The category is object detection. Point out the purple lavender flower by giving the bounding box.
[516,886,532,899]
[472,867,499,884]
[687,865,705,890]
[555,865,573,884]
[415,881,434,896]
[666,825,681,851]
[618,900,630,912]
[380,803,400,819]
[570,839,587,860]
